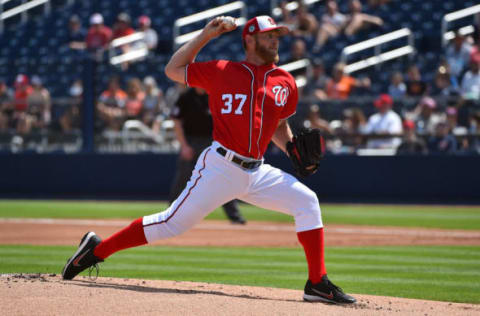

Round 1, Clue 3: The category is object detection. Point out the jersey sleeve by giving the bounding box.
[185,60,222,93]
[280,79,299,120]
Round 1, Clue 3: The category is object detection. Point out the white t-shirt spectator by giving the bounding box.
[446,42,472,78]
[364,110,403,148]
[322,12,346,29]
[143,28,158,50]
[461,70,480,100]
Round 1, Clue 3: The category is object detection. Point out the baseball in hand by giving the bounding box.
[219,16,237,31]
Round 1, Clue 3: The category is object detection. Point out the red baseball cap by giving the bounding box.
[138,15,151,27]
[242,16,289,42]
[374,94,393,108]
[403,119,415,130]
[471,52,480,64]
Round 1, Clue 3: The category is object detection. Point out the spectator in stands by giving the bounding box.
[445,106,467,137]
[408,96,443,135]
[303,58,329,100]
[113,13,135,39]
[445,30,473,79]
[55,79,82,133]
[97,76,127,131]
[427,121,457,155]
[137,15,158,51]
[112,13,136,69]
[460,54,480,102]
[67,15,86,50]
[469,37,480,64]
[396,120,427,155]
[303,104,332,134]
[335,107,366,151]
[69,79,83,106]
[280,1,318,38]
[286,38,308,77]
[468,110,480,154]
[313,0,347,51]
[12,74,34,135]
[0,79,13,132]
[124,78,145,120]
[86,13,112,61]
[27,75,51,130]
[363,94,403,149]
[430,65,459,99]
[13,74,33,114]
[405,65,428,96]
[325,62,370,99]
[142,76,166,128]
[344,0,383,37]
[387,71,406,98]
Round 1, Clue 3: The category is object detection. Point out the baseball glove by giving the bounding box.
[286,128,325,178]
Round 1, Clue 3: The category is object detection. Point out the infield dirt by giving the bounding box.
[1,274,479,316]
[1,218,480,247]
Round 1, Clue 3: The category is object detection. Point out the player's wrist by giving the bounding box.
[200,27,216,42]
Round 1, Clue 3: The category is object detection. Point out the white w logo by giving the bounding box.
[272,85,289,107]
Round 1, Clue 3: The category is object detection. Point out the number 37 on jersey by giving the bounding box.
[220,86,289,115]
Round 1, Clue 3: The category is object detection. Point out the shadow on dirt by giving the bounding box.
[69,279,305,303]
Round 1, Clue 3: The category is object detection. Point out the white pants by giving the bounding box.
[143,141,323,242]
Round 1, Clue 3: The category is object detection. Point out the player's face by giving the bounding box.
[254,31,280,64]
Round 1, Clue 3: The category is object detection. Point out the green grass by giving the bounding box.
[0,200,480,230]
[1,244,479,304]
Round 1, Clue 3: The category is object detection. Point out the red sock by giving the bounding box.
[297,227,327,284]
[93,218,147,260]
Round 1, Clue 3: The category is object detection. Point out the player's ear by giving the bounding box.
[245,34,255,50]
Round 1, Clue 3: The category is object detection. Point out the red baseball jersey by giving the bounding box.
[186,60,298,159]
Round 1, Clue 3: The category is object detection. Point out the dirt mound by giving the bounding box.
[1,274,478,315]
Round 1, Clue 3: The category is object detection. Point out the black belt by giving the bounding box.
[216,147,262,170]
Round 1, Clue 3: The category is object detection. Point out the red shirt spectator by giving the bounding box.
[86,13,112,50]
[112,13,135,39]
[13,74,33,111]
[470,44,480,65]
[125,78,145,117]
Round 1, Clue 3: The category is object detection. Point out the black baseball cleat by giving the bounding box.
[229,215,247,225]
[62,232,103,280]
[303,275,357,304]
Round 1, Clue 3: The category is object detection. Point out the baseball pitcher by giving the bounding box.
[62,15,356,304]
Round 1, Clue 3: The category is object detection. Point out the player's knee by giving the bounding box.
[292,188,323,231]
[300,188,320,212]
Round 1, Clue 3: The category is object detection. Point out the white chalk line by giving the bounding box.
[1,218,480,238]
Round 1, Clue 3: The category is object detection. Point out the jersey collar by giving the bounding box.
[241,61,276,72]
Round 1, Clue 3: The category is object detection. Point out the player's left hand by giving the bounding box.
[286,129,325,178]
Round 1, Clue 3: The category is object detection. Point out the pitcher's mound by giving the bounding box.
[1,274,478,315]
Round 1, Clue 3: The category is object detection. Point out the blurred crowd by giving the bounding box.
[67,12,158,63]
[278,0,480,155]
[281,0,385,52]
[95,75,172,133]
[1,0,479,155]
